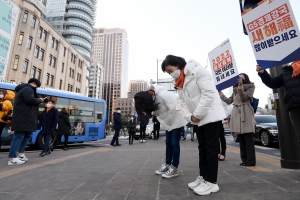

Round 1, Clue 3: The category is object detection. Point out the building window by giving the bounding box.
[50,75,54,87]
[27,36,32,49]
[38,27,42,38]
[59,79,62,90]
[46,73,50,85]
[48,55,52,65]
[31,17,36,28]
[71,53,73,62]
[23,11,28,23]
[63,47,66,57]
[54,41,58,50]
[42,31,47,42]
[78,59,81,68]
[69,68,74,78]
[52,57,56,68]
[51,37,55,48]
[77,73,81,82]
[70,85,73,92]
[67,84,70,91]
[39,49,44,60]
[34,46,39,57]
[36,68,41,80]
[13,56,19,70]
[73,56,76,64]
[31,66,36,78]
[18,32,24,45]
[23,59,29,73]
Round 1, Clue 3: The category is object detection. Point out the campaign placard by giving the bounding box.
[208,39,239,91]
[242,0,300,69]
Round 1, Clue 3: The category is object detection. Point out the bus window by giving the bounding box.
[95,102,104,121]
[69,99,94,116]
[56,97,70,109]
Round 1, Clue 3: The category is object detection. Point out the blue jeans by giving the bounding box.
[8,131,32,158]
[42,134,51,153]
[165,127,182,168]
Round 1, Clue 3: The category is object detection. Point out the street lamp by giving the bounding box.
[157,59,164,84]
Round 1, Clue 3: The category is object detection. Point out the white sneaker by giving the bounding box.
[142,139,145,143]
[162,165,178,178]
[140,139,143,143]
[155,164,170,175]
[18,154,28,161]
[188,176,204,189]
[193,181,219,195]
[8,158,25,165]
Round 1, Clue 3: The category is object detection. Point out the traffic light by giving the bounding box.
[239,0,261,35]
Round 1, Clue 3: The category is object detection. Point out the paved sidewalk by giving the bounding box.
[0,136,299,200]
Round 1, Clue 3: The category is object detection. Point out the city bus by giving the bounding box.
[0,81,106,149]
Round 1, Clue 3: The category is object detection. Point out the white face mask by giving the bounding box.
[117,110,121,113]
[170,69,181,79]
[0,95,3,99]
[131,118,134,120]
[46,103,52,108]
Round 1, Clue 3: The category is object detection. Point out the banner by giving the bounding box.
[0,0,20,80]
[208,39,239,91]
[242,0,300,69]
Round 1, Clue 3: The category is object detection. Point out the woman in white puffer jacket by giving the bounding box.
[134,85,187,179]
[161,55,226,196]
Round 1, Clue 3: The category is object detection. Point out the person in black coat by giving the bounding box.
[39,99,59,156]
[139,111,149,143]
[257,63,300,143]
[54,108,71,150]
[8,78,46,165]
[127,115,136,145]
[110,108,122,146]
[152,115,160,140]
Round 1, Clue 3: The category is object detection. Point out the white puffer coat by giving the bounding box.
[153,85,187,131]
[180,60,226,126]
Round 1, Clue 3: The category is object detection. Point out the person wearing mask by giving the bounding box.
[54,108,71,150]
[139,111,149,143]
[128,115,136,145]
[256,62,300,143]
[219,73,256,167]
[39,100,59,156]
[134,85,187,178]
[152,115,160,140]
[0,89,15,151]
[161,55,226,195]
[8,78,46,165]
[110,108,122,146]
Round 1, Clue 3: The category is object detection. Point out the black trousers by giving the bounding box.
[54,135,69,148]
[197,121,221,183]
[140,127,146,139]
[289,106,300,143]
[219,124,226,156]
[238,133,256,165]
[128,131,134,144]
[111,129,120,145]
[153,128,160,139]
[0,122,6,151]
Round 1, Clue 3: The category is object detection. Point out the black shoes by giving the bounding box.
[191,139,194,141]
[240,163,255,167]
[115,144,121,146]
[63,148,68,151]
[183,138,186,141]
[110,144,115,146]
[40,152,46,157]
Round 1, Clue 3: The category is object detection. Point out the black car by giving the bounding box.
[232,115,278,147]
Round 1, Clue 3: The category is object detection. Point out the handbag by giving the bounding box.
[1,110,13,121]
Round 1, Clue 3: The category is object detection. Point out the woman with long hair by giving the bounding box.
[134,85,187,179]
[219,73,256,167]
[161,55,226,196]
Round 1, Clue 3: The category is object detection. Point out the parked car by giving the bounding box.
[135,120,165,140]
[231,115,278,147]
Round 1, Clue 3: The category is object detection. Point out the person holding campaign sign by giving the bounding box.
[219,73,256,167]
[256,61,300,144]
[161,55,226,196]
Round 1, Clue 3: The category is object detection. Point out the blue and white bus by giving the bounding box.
[0,82,106,149]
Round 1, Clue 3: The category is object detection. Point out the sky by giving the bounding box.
[95,0,300,107]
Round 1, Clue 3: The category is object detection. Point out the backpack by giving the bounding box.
[251,97,259,113]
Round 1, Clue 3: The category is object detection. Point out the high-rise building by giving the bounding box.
[91,28,129,123]
[115,98,134,117]
[88,63,103,99]
[46,0,97,59]
[128,80,149,98]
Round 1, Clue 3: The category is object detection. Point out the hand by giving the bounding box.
[237,78,243,88]
[39,97,46,102]
[218,91,223,97]
[191,115,200,123]
[256,65,264,73]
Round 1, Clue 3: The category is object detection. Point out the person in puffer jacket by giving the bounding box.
[134,85,187,179]
[161,55,226,196]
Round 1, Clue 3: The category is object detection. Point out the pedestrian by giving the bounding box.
[110,108,122,146]
[139,111,149,143]
[161,55,226,195]
[256,62,300,143]
[39,99,59,156]
[152,115,160,140]
[219,101,228,161]
[54,108,71,150]
[128,115,136,145]
[0,89,15,152]
[219,73,256,167]
[186,123,194,141]
[134,85,187,179]
[181,126,187,140]
[8,78,46,165]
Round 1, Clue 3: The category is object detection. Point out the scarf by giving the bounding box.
[291,60,300,77]
[46,107,53,113]
[174,68,185,89]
